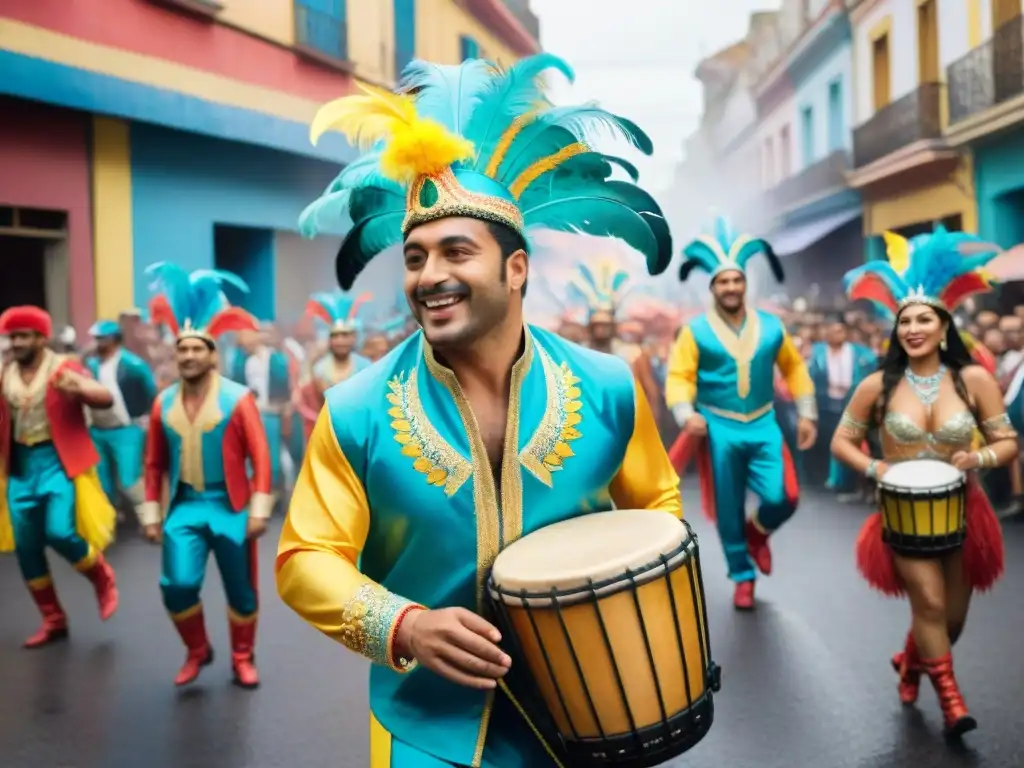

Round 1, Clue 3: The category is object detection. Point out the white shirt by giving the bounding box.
[826,343,854,400]
[90,351,131,429]
[244,347,270,410]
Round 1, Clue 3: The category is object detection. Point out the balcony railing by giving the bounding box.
[947,15,1024,125]
[766,150,850,213]
[294,1,349,63]
[501,0,540,40]
[852,83,944,168]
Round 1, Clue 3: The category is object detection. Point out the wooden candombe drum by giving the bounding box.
[878,459,967,557]
[487,510,720,767]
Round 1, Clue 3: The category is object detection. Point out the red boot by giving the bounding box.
[745,520,773,576]
[890,632,922,705]
[172,608,213,686]
[923,653,977,738]
[82,554,119,621]
[23,580,69,649]
[229,614,260,689]
[733,580,755,611]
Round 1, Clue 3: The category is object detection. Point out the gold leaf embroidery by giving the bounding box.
[520,346,584,487]
[387,368,472,496]
[338,581,413,667]
[705,309,760,399]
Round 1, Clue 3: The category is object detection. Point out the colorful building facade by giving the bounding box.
[0,0,540,330]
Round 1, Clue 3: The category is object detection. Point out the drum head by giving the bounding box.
[491,510,688,596]
[881,459,964,490]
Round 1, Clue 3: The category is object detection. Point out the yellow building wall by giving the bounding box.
[415,0,522,66]
[219,0,295,46]
[347,0,396,84]
[91,117,135,318]
[864,154,978,235]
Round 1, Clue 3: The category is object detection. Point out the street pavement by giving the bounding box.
[0,488,1022,768]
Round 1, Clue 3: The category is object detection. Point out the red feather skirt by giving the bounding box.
[855,476,1005,597]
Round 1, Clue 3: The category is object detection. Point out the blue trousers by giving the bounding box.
[7,443,91,582]
[261,412,283,488]
[160,484,257,618]
[287,411,305,467]
[705,411,799,582]
[91,425,145,502]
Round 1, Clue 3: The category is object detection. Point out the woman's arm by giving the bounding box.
[964,365,1020,469]
[830,371,885,476]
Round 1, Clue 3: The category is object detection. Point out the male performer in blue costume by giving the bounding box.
[666,217,817,610]
[85,319,158,516]
[808,314,876,498]
[277,54,685,767]
[141,263,273,689]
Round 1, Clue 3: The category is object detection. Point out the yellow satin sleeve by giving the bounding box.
[609,378,683,517]
[276,407,417,671]
[776,330,815,400]
[665,325,699,408]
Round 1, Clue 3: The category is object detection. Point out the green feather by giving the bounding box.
[335,211,405,290]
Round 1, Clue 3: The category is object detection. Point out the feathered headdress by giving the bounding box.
[843,226,999,316]
[679,215,783,283]
[305,291,372,334]
[145,262,259,343]
[568,260,633,318]
[299,53,671,289]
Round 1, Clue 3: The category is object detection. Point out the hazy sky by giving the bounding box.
[532,0,780,194]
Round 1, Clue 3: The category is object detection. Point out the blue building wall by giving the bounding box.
[974,131,1024,249]
[131,124,342,320]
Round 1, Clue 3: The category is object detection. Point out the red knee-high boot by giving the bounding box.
[745,519,773,576]
[923,653,977,738]
[229,613,260,689]
[23,579,69,649]
[171,606,213,686]
[890,632,922,705]
[80,553,119,621]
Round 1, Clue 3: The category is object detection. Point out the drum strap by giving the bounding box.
[497,680,567,768]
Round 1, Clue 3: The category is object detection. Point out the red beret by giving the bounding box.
[0,306,53,338]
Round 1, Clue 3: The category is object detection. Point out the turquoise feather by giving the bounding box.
[146,262,250,332]
[679,215,783,283]
[398,59,496,135]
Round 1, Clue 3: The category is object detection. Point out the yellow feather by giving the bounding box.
[508,142,588,198]
[882,231,910,274]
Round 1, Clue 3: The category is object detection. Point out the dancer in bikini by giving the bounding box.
[832,226,1017,739]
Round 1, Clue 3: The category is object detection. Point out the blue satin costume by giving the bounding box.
[277,328,682,767]
[808,341,877,493]
[154,378,261,619]
[230,349,290,488]
[85,342,157,505]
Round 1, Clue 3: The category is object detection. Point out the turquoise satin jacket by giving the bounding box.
[276,325,681,767]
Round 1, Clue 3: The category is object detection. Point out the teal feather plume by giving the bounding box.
[145,262,192,326]
[398,59,496,135]
[146,262,250,331]
[336,210,406,290]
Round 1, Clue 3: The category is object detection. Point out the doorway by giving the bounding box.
[213,224,275,320]
[0,234,48,311]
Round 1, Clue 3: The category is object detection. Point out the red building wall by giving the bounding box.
[0,97,95,331]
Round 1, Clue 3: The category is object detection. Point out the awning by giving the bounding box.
[768,207,861,257]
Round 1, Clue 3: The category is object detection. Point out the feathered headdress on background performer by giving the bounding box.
[843,226,1000,317]
[568,260,633,319]
[299,53,672,289]
[679,215,783,283]
[145,262,259,344]
[304,291,372,334]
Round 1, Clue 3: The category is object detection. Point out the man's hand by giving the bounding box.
[685,413,707,437]
[246,516,269,540]
[396,607,511,690]
[142,523,162,544]
[796,417,817,451]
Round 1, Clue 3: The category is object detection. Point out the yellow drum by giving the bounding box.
[487,510,719,767]
[878,459,967,556]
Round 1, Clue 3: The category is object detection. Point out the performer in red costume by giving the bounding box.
[0,306,120,648]
[139,263,273,688]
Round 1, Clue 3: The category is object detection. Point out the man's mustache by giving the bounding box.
[415,283,470,301]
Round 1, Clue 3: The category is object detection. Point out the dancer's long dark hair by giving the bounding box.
[874,305,976,425]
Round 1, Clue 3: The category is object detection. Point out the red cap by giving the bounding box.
[0,306,53,338]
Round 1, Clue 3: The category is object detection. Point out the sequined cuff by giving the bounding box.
[340,581,421,673]
[838,410,868,439]
[795,396,818,422]
[671,402,695,427]
[137,501,162,527]
[981,413,1018,442]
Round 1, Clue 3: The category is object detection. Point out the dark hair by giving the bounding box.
[486,220,529,297]
[176,337,216,351]
[875,305,976,424]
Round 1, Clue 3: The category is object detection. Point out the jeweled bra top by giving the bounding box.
[882,410,977,462]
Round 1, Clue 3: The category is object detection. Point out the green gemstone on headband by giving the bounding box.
[419,178,438,208]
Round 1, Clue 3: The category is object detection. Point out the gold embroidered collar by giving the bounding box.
[706,306,760,399]
[165,373,223,492]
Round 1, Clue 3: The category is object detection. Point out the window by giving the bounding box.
[764,136,775,187]
[394,0,416,79]
[780,124,792,178]
[827,78,843,151]
[800,106,814,166]
[294,0,348,61]
[917,0,940,83]
[871,32,891,110]
[460,35,480,61]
